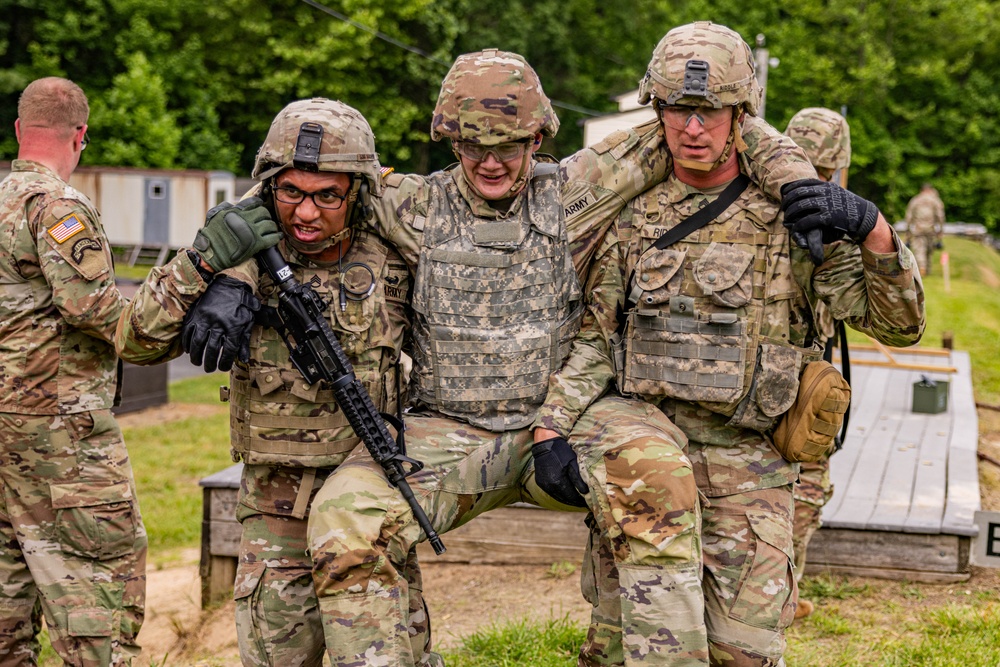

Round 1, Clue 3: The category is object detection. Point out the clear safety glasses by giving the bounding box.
[654,100,733,131]
[453,139,531,163]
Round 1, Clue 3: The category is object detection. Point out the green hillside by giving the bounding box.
[907,236,1000,405]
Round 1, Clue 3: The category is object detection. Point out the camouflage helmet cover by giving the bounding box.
[431,48,559,145]
[785,107,851,170]
[252,98,382,194]
[638,21,762,116]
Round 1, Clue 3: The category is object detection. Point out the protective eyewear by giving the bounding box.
[274,185,347,210]
[654,100,732,131]
[77,126,90,151]
[453,140,531,163]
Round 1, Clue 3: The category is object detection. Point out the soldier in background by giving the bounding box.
[114,99,428,667]
[784,107,853,620]
[905,182,946,276]
[595,23,924,665]
[0,77,147,666]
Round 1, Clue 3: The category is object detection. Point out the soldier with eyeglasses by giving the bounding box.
[115,98,423,667]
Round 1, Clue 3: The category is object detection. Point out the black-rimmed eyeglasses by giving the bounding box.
[273,185,347,210]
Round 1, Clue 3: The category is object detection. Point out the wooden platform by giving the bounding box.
[199,465,241,608]
[806,346,979,582]
[198,347,981,605]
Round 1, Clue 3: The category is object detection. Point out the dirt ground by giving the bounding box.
[137,554,589,666]
[127,405,1000,666]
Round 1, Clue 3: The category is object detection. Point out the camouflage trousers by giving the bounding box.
[583,452,797,667]
[233,464,435,667]
[307,395,704,667]
[908,233,934,275]
[791,457,833,580]
[0,410,146,667]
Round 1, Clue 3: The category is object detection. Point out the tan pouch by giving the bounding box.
[772,361,851,463]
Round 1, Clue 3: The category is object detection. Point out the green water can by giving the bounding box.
[912,378,949,414]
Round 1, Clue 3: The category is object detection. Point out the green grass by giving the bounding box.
[846,236,1000,404]
[167,370,229,404]
[919,237,1000,404]
[440,616,586,667]
[786,601,1000,666]
[128,372,232,564]
[114,264,156,282]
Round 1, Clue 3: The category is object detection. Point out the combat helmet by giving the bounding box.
[431,49,559,145]
[251,98,382,253]
[253,98,382,196]
[785,107,851,172]
[638,22,761,115]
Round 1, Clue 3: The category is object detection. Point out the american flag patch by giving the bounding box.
[47,214,86,244]
[380,166,395,180]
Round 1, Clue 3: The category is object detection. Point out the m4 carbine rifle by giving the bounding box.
[257,246,445,555]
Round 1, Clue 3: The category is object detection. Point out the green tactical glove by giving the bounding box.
[192,196,282,272]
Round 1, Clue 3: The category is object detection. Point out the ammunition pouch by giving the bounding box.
[771,360,851,463]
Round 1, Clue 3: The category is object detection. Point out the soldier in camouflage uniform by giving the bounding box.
[0,77,148,666]
[114,99,429,667]
[576,22,924,666]
[904,183,945,276]
[784,107,853,621]
[294,50,825,667]
[592,23,924,666]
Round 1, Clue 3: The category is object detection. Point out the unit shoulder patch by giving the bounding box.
[43,208,110,282]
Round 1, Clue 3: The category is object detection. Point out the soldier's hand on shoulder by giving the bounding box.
[780,179,879,265]
[192,196,282,272]
[181,275,261,373]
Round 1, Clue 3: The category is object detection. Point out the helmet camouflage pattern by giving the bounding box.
[638,21,762,116]
[785,107,851,170]
[253,98,382,194]
[431,48,559,145]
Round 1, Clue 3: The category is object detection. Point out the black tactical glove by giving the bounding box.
[181,275,261,373]
[780,178,880,265]
[192,196,282,272]
[532,437,589,508]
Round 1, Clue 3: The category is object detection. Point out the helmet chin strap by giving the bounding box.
[285,225,351,255]
[281,178,360,256]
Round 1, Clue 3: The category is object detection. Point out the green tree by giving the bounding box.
[3,0,1000,232]
[85,53,182,168]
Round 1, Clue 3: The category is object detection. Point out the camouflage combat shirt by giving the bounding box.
[612,159,925,495]
[115,233,410,468]
[0,160,126,414]
[905,189,945,236]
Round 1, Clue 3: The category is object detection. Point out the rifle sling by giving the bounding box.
[823,319,852,451]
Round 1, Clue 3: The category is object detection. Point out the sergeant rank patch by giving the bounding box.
[47,213,86,244]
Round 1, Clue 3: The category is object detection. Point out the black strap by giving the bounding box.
[823,319,852,451]
[625,173,752,311]
[651,173,752,251]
